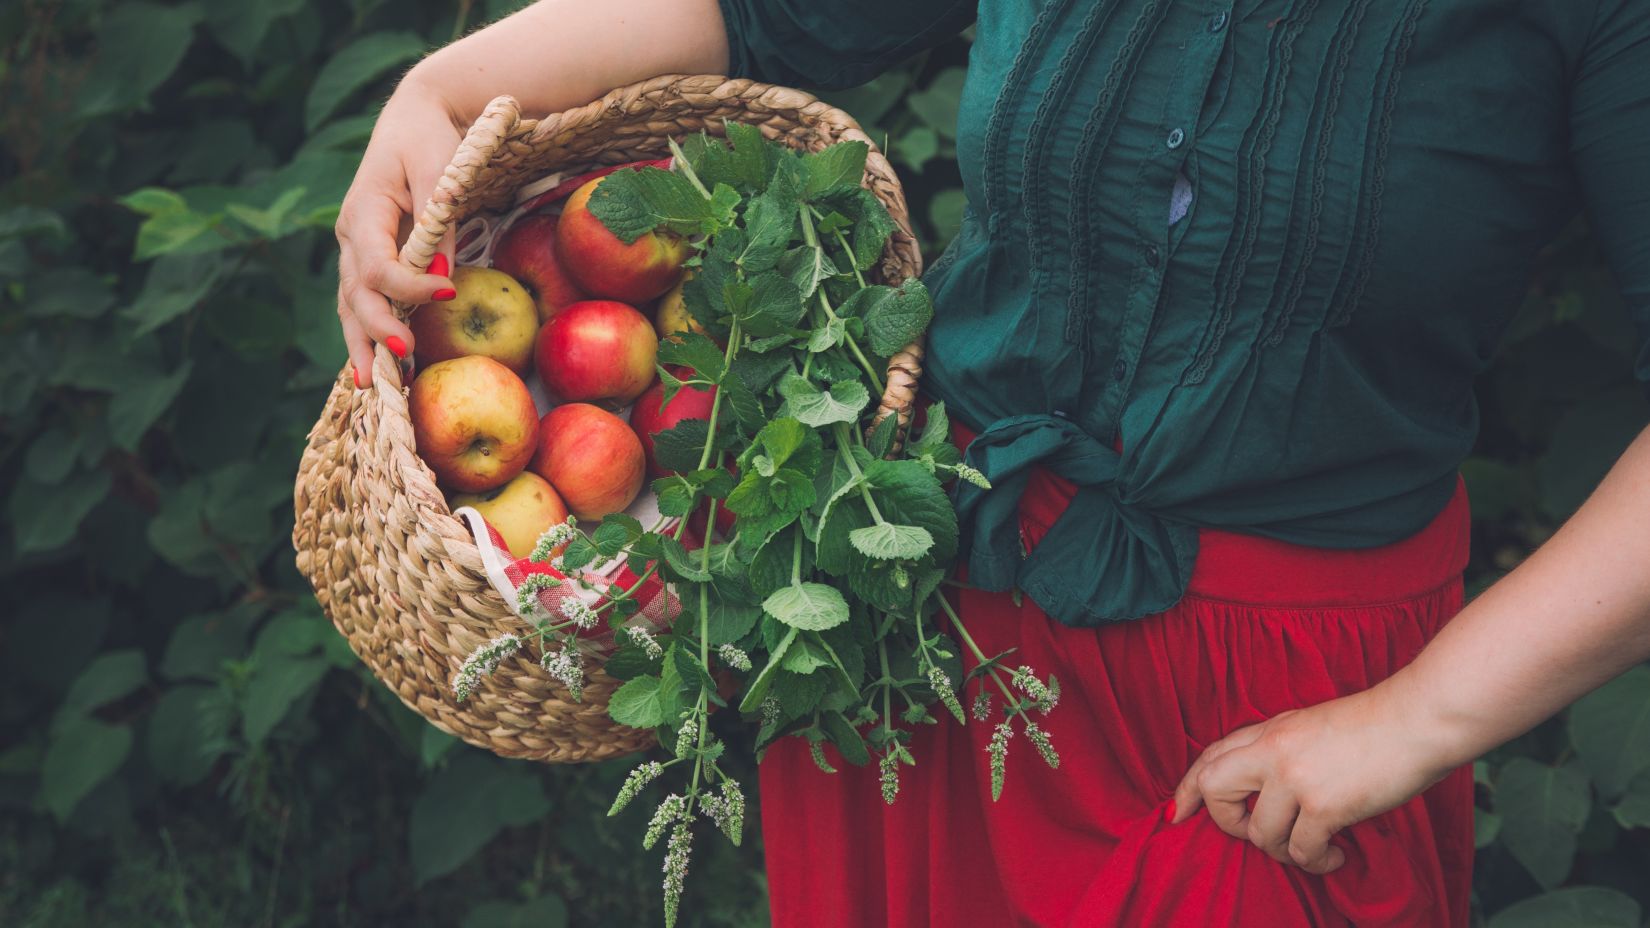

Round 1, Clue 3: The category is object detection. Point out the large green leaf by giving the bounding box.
[1569,666,1650,799]
[763,582,850,631]
[7,469,113,555]
[408,753,552,883]
[1495,759,1592,889]
[40,717,133,822]
[145,685,227,787]
[241,654,330,744]
[305,32,428,131]
[1486,887,1641,928]
[107,361,193,450]
[76,3,204,117]
[62,649,148,715]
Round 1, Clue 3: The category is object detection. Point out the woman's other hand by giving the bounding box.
[1169,684,1455,874]
[335,68,462,387]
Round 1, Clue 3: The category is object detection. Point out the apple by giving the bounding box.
[628,378,717,478]
[450,471,570,560]
[490,213,588,323]
[409,355,538,492]
[408,266,539,375]
[557,176,689,304]
[536,300,658,404]
[653,273,708,341]
[529,403,646,520]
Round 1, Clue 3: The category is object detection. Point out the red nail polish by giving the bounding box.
[385,335,407,359]
[432,288,457,302]
[429,253,450,278]
[352,366,363,389]
[1164,801,1176,823]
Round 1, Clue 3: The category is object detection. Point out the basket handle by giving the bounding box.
[396,94,525,281]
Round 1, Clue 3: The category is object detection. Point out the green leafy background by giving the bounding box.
[1,5,1646,925]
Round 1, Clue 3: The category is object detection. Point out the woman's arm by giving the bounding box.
[335,0,729,385]
[1171,423,1650,872]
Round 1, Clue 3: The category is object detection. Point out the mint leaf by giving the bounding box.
[763,582,850,631]
[803,141,869,199]
[586,167,711,244]
[866,412,900,459]
[609,674,670,728]
[657,332,726,384]
[848,523,934,560]
[736,194,794,273]
[728,272,805,338]
[725,121,779,191]
[652,419,711,474]
[865,459,958,564]
[912,400,951,456]
[738,627,797,713]
[843,279,933,357]
[779,244,838,299]
[777,374,869,427]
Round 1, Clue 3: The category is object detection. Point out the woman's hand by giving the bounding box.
[1169,683,1455,874]
[335,68,464,387]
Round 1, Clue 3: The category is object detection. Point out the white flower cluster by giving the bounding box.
[514,572,561,617]
[1024,720,1060,769]
[952,462,992,489]
[972,689,993,721]
[878,750,901,804]
[540,646,584,702]
[627,625,664,659]
[644,794,687,849]
[926,665,966,723]
[699,779,744,843]
[608,760,666,816]
[530,516,580,563]
[987,720,1014,800]
[662,820,693,928]
[716,643,752,672]
[451,634,521,702]
[675,715,700,756]
[760,697,781,727]
[1011,665,1060,714]
[558,596,598,630]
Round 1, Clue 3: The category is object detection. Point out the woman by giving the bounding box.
[334,1,1650,924]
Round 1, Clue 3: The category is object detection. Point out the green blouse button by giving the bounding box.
[1208,10,1229,32]
[1166,128,1185,149]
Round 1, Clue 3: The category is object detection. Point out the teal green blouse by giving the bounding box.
[717,0,1650,625]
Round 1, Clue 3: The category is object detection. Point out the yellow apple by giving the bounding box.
[409,266,539,376]
[653,273,708,341]
[451,471,571,559]
[409,355,538,492]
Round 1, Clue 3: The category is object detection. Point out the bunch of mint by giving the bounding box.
[453,124,1059,926]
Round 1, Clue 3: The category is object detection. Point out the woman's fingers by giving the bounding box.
[1198,746,1268,840]
[338,285,377,388]
[1245,783,1300,864]
[344,189,456,306]
[1287,815,1347,875]
[1172,723,1264,824]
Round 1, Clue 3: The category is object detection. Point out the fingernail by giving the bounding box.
[429,253,450,278]
[432,288,457,302]
[1163,801,1177,823]
[385,335,408,359]
[352,366,364,389]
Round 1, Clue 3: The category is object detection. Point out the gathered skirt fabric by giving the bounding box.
[758,425,1476,927]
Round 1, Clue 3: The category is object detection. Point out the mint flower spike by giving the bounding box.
[558,596,598,630]
[699,779,745,844]
[540,645,585,702]
[1011,665,1059,714]
[972,689,993,721]
[662,820,693,928]
[878,750,901,804]
[627,626,665,659]
[644,794,687,850]
[452,634,522,702]
[609,761,666,816]
[514,573,561,616]
[530,516,580,563]
[952,462,992,489]
[926,665,966,724]
[987,720,1014,800]
[1024,720,1061,769]
[716,643,752,672]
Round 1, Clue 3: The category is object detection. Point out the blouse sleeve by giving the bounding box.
[716,0,977,90]
[1570,0,1650,385]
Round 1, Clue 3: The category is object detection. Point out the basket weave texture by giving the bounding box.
[293,75,925,764]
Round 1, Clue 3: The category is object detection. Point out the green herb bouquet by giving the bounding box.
[451,124,1062,924]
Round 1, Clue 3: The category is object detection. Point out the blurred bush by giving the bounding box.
[0,3,1645,925]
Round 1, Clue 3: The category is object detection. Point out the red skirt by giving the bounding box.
[759,421,1476,927]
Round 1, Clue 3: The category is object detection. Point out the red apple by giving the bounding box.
[409,266,538,375]
[490,213,588,323]
[557,176,689,304]
[628,378,717,478]
[450,471,571,560]
[536,300,658,405]
[410,356,538,492]
[529,403,645,520]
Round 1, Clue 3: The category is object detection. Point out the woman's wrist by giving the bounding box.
[1368,660,1483,781]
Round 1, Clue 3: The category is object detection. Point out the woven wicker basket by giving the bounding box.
[292,75,924,765]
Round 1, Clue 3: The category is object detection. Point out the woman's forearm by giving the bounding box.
[1394,423,1650,774]
[412,0,730,120]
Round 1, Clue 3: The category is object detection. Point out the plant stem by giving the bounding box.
[834,424,887,524]
[934,592,1020,703]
